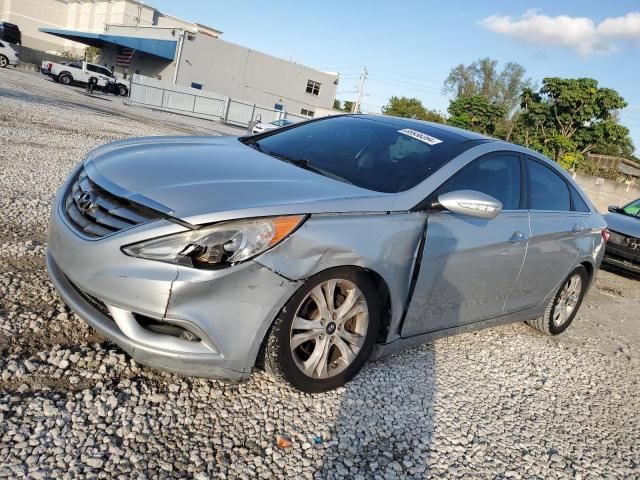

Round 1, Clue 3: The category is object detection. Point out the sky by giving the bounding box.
[150,0,640,152]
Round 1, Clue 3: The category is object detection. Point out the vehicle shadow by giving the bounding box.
[601,262,640,281]
[314,344,437,478]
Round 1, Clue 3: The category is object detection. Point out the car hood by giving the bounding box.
[85,136,394,222]
[604,212,640,237]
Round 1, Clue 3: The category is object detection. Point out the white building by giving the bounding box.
[0,0,221,54]
[1,0,339,117]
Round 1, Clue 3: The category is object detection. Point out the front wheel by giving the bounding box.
[262,268,380,393]
[0,55,8,68]
[526,265,588,335]
[117,85,128,97]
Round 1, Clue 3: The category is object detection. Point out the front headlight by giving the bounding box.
[122,215,305,268]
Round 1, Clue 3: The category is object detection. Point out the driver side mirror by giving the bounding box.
[608,205,619,213]
[437,190,503,220]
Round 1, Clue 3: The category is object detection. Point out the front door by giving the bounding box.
[401,152,529,337]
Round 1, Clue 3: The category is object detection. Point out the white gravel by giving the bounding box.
[1,68,639,479]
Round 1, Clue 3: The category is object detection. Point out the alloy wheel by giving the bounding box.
[553,274,582,327]
[290,279,369,379]
[0,56,7,68]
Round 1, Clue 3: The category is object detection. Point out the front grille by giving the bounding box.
[63,168,159,238]
[609,230,640,254]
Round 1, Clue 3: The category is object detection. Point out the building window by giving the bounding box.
[191,82,203,90]
[306,80,321,96]
[301,108,315,118]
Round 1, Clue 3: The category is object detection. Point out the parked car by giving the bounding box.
[0,21,21,45]
[46,115,608,392]
[252,118,296,134]
[0,40,19,68]
[45,60,128,96]
[603,198,640,274]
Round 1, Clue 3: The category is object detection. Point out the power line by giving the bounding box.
[367,74,442,94]
[367,66,442,85]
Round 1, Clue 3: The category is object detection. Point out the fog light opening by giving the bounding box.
[134,315,202,342]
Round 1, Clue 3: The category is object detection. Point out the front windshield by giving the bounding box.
[621,198,640,217]
[244,116,475,193]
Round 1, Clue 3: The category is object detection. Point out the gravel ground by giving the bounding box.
[1,68,639,479]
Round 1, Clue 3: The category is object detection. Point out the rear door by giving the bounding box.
[505,157,590,311]
[401,152,530,337]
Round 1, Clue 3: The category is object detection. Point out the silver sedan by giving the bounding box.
[47,115,608,392]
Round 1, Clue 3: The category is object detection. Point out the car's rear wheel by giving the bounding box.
[262,268,380,393]
[0,55,8,68]
[59,74,72,85]
[526,265,588,335]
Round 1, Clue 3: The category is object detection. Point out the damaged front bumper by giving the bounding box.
[46,202,301,380]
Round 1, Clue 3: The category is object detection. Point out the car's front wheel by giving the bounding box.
[526,265,589,335]
[262,268,380,393]
[0,55,8,68]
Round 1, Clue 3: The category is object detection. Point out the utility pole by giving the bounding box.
[352,66,367,113]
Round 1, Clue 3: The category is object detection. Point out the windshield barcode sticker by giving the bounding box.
[398,128,443,145]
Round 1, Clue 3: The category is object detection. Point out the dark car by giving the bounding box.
[0,22,21,45]
[603,198,640,274]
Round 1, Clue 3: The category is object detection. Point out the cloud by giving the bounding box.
[480,10,640,56]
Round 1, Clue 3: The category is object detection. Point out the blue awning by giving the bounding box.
[39,28,177,61]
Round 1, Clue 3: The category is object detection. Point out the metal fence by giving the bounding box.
[128,75,227,120]
[127,74,310,127]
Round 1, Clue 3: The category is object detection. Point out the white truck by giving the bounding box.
[42,60,129,96]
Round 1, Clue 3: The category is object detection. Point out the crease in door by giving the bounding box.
[502,212,531,313]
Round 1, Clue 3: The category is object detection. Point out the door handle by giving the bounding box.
[572,224,587,233]
[509,231,529,243]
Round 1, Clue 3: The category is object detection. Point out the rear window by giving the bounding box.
[244,116,478,193]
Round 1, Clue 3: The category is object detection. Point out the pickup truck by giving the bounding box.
[42,60,129,96]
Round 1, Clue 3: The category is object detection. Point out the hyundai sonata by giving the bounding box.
[46,115,607,392]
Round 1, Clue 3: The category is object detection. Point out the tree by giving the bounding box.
[513,78,630,163]
[342,100,355,113]
[382,96,444,123]
[85,46,101,63]
[333,99,342,110]
[443,57,532,117]
[447,95,505,136]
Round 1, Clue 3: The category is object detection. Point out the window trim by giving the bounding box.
[525,156,584,214]
[305,79,321,96]
[419,150,526,212]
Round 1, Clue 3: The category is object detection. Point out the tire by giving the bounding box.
[0,55,8,68]
[59,74,72,85]
[262,267,380,393]
[526,265,588,335]
[117,85,128,97]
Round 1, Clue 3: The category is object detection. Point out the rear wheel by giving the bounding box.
[526,265,588,335]
[0,55,8,68]
[59,74,72,85]
[262,268,380,393]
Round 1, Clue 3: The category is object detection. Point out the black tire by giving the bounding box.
[117,85,128,97]
[59,74,72,85]
[0,55,8,68]
[526,265,588,335]
[262,267,380,393]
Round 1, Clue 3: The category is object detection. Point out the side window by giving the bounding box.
[436,154,522,210]
[569,184,590,213]
[528,159,571,211]
[86,64,98,73]
[99,67,112,77]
